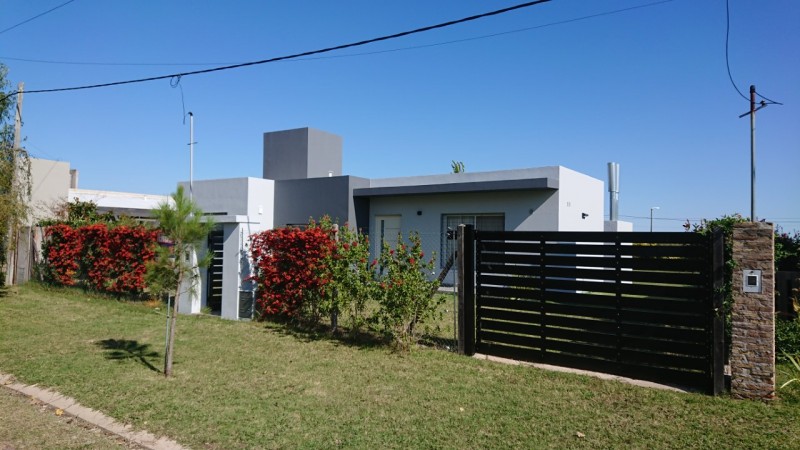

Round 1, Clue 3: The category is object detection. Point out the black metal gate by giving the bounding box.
[206,227,224,313]
[458,226,724,394]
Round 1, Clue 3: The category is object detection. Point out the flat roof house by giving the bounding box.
[18,127,626,320]
[187,127,612,319]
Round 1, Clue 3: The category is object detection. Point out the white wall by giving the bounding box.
[246,178,275,230]
[184,177,274,320]
[555,166,605,231]
[29,158,71,224]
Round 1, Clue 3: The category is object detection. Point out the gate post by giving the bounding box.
[457,224,475,356]
[710,228,726,395]
[730,222,775,400]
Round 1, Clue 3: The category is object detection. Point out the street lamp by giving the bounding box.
[650,207,660,232]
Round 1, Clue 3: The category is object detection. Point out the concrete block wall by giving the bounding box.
[731,222,775,400]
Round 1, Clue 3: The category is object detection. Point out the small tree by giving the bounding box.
[146,186,214,377]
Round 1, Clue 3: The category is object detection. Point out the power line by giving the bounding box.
[0,55,227,67]
[0,0,676,68]
[724,0,783,105]
[0,0,552,102]
[724,0,748,101]
[755,91,783,106]
[0,0,77,36]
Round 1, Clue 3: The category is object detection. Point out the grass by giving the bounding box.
[0,386,135,449]
[1,283,799,449]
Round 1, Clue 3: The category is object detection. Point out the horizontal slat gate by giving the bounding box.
[473,230,717,392]
[206,227,224,312]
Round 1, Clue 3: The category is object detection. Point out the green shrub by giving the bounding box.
[780,353,800,390]
[372,232,441,350]
[777,317,800,361]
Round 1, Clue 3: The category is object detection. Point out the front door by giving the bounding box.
[375,215,401,257]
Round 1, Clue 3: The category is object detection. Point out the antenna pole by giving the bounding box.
[188,112,194,202]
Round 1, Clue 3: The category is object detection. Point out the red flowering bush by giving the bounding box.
[41,223,157,295]
[249,225,335,318]
[42,224,82,286]
[80,224,158,294]
[249,218,441,350]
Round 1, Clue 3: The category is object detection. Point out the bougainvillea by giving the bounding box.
[249,225,335,318]
[41,223,157,295]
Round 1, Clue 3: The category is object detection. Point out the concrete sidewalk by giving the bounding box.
[0,372,188,450]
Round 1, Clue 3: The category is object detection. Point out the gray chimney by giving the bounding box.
[607,162,619,221]
[69,169,79,189]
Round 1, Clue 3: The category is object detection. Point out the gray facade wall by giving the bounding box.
[274,176,370,228]
[183,178,251,216]
[367,189,559,237]
[367,189,559,284]
[263,127,343,181]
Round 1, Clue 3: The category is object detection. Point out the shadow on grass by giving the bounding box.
[259,317,457,353]
[260,317,389,350]
[96,339,162,373]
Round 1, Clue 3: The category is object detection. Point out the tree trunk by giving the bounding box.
[164,273,183,377]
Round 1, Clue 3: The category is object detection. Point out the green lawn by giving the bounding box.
[1,283,798,449]
[0,387,134,449]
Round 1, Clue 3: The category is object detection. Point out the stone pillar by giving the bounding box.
[731,222,775,400]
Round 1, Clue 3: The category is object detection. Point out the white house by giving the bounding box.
[18,127,629,320]
[184,127,620,319]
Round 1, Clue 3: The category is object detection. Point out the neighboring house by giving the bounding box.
[11,157,169,284]
[69,188,169,221]
[19,127,630,320]
[10,158,72,284]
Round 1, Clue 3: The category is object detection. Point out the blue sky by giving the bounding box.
[2,0,798,232]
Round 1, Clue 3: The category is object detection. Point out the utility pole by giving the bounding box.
[13,82,23,149]
[739,85,766,222]
[650,206,659,232]
[749,85,756,222]
[5,83,23,286]
[188,112,194,202]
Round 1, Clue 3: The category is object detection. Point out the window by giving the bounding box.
[441,214,504,267]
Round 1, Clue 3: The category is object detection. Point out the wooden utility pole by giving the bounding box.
[739,84,766,223]
[749,85,756,222]
[5,83,23,286]
[13,83,23,149]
